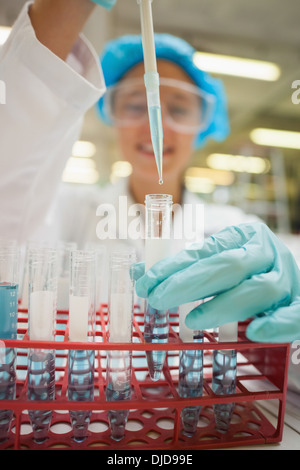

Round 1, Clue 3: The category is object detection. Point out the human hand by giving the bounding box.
[135,222,300,343]
[90,0,116,9]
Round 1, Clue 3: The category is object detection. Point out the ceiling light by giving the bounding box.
[0,26,11,45]
[185,167,234,186]
[62,157,99,184]
[111,161,133,178]
[193,52,281,81]
[72,140,96,158]
[207,153,270,174]
[250,128,300,150]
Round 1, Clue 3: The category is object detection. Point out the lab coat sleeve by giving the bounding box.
[0,2,105,243]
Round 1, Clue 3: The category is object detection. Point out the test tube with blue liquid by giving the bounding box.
[68,250,96,442]
[27,247,57,443]
[178,302,203,436]
[0,241,19,442]
[212,322,238,432]
[106,250,136,441]
[144,194,172,381]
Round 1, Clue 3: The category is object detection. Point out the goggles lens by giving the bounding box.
[102,78,215,134]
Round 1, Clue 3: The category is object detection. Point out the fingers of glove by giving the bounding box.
[136,222,274,302]
[145,243,274,310]
[135,225,247,297]
[132,262,145,281]
[246,298,300,343]
[185,270,291,331]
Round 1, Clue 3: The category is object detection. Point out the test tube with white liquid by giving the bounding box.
[57,241,77,311]
[68,250,96,442]
[144,194,172,381]
[178,302,204,436]
[0,241,19,442]
[212,322,238,432]
[27,247,57,443]
[106,250,136,441]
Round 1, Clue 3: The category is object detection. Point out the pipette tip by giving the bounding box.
[159,178,163,185]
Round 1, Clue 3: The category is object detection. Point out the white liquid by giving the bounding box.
[109,293,133,343]
[179,302,196,343]
[218,322,238,343]
[69,295,89,342]
[57,277,69,310]
[29,291,55,341]
[145,238,171,271]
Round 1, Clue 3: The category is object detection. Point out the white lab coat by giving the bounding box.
[1,3,298,399]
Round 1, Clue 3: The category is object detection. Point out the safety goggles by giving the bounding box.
[102,78,216,134]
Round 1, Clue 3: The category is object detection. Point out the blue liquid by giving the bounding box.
[0,284,18,442]
[27,349,55,443]
[178,332,204,436]
[106,382,131,441]
[148,105,163,184]
[144,303,169,381]
[212,349,237,432]
[68,349,95,442]
[0,284,18,340]
[0,348,17,442]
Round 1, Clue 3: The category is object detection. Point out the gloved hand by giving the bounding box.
[90,0,116,10]
[135,222,300,343]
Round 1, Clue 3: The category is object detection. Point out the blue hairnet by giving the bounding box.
[97,34,230,149]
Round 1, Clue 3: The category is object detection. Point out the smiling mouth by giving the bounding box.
[138,143,173,157]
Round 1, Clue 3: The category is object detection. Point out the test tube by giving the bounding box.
[27,247,57,444]
[68,250,96,443]
[212,322,238,432]
[178,302,203,437]
[0,241,19,442]
[85,242,106,311]
[57,241,77,311]
[144,194,172,381]
[106,250,136,441]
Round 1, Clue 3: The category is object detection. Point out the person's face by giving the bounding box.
[114,60,198,183]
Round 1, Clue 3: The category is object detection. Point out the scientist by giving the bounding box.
[0,0,300,348]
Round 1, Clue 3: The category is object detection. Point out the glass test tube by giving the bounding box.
[106,251,136,441]
[178,302,203,437]
[0,241,19,442]
[85,243,106,311]
[27,248,57,444]
[212,322,238,432]
[144,194,172,381]
[68,250,96,443]
[57,241,77,311]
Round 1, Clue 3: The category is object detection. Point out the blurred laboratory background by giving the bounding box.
[1,0,300,234]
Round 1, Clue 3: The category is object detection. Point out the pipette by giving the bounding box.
[137,0,163,185]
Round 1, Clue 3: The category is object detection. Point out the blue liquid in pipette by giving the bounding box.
[0,284,18,442]
[68,349,95,442]
[148,105,163,185]
[178,332,204,436]
[212,349,237,432]
[144,303,169,381]
[27,349,55,443]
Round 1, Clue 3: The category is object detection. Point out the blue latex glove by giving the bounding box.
[135,222,300,343]
[90,0,116,9]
